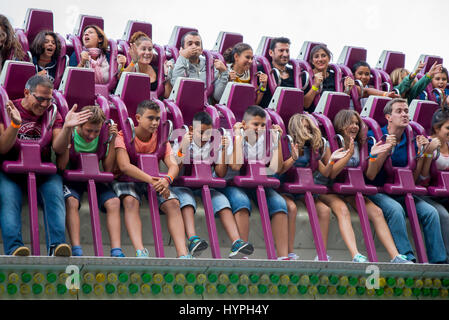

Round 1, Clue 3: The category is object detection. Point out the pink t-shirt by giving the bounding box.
[2,99,63,163]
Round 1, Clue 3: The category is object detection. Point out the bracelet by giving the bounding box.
[164,175,174,184]
[10,120,21,129]
[369,157,376,162]
[424,153,433,158]
[312,85,319,92]
[329,160,335,165]
[410,72,417,79]
[383,92,388,97]
[177,150,184,158]
[369,153,378,159]
[259,85,266,92]
[425,73,431,79]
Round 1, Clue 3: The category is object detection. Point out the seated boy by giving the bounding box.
[112,99,191,258]
[61,105,121,257]
[217,105,290,260]
[172,111,254,258]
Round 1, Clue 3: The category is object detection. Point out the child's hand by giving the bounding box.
[428,62,443,78]
[221,135,229,150]
[413,61,426,76]
[290,142,300,161]
[180,130,193,152]
[233,122,244,136]
[108,122,118,139]
[347,137,355,156]
[385,91,400,98]
[37,69,47,76]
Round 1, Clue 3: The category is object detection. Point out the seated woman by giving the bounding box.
[0,14,25,73]
[352,61,399,107]
[117,31,172,98]
[69,25,110,85]
[30,30,61,82]
[302,45,354,112]
[219,42,267,104]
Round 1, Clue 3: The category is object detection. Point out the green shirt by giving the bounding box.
[394,74,431,104]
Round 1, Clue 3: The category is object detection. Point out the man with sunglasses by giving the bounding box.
[0,75,92,257]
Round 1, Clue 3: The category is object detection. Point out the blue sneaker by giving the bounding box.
[352,253,368,263]
[72,246,83,257]
[111,248,125,257]
[178,254,193,259]
[188,236,208,257]
[391,254,414,264]
[136,248,149,258]
[229,239,254,259]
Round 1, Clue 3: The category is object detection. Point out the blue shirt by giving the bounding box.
[366,125,414,186]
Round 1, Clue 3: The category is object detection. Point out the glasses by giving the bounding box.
[32,94,55,105]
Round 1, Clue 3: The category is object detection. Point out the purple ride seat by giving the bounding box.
[14,8,68,88]
[375,50,405,91]
[312,91,379,262]
[116,20,166,99]
[337,45,385,112]
[53,66,113,256]
[66,14,118,96]
[360,95,429,263]
[110,71,171,258]
[265,86,330,261]
[164,77,225,258]
[213,82,281,259]
[0,61,58,256]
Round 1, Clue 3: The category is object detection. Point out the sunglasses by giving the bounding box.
[32,94,55,105]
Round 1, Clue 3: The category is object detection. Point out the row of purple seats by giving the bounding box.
[1,56,448,262]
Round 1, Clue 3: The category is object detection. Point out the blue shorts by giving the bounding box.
[63,181,118,213]
[111,181,181,209]
[216,186,288,218]
[171,186,231,218]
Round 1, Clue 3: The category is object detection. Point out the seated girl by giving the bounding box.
[0,14,25,73]
[30,30,61,82]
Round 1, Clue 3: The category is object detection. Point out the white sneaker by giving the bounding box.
[314,254,332,261]
[288,253,299,260]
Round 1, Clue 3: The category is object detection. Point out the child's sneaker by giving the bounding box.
[277,256,292,261]
[136,248,149,258]
[288,253,299,260]
[188,236,208,257]
[391,254,414,264]
[111,248,125,257]
[314,254,332,261]
[72,246,83,257]
[229,239,254,259]
[352,253,368,263]
[178,254,193,259]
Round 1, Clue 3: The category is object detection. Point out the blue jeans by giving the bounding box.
[368,193,447,263]
[171,186,231,218]
[216,186,288,218]
[0,172,67,255]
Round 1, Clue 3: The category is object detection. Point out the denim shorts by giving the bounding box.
[63,181,118,213]
[171,186,232,218]
[111,181,180,208]
[216,186,288,218]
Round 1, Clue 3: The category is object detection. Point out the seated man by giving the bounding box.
[257,37,295,108]
[0,75,92,256]
[168,31,229,102]
[365,98,447,264]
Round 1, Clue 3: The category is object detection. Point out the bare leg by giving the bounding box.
[122,196,145,251]
[314,199,331,249]
[104,197,122,250]
[271,212,289,258]
[234,209,250,242]
[218,208,241,243]
[160,199,188,257]
[180,205,196,239]
[319,194,359,258]
[65,197,81,247]
[282,195,298,253]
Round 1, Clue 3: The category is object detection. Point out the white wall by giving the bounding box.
[2,0,448,71]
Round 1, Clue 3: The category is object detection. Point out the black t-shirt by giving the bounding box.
[302,68,336,113]
[257,64,295,108]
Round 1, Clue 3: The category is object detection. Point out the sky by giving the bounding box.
[2,0,448,71]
